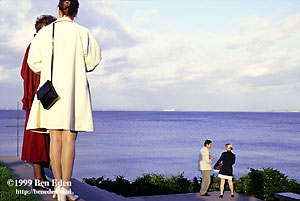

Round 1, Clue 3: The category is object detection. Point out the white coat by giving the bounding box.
[198,147,212,171]
[26,17,101,132]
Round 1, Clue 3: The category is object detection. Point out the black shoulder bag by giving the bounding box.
[36,23,59,110]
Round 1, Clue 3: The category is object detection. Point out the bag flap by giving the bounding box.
[37,80,52,100]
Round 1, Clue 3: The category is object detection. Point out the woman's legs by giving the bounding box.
[61,130,77,190]
[49,130,63,187]
[50,129,77,190]
[33,162,53,190]
[228,179,234,194]
[220,178,225,195]
[33,163,46,181]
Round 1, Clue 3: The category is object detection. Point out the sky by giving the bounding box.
[1,0,300,111]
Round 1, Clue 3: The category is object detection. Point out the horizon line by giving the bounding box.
[1,108,299,113]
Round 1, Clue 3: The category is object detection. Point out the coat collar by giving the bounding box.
[55,17,73,23]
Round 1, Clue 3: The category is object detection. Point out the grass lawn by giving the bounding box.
[0,162,40,201]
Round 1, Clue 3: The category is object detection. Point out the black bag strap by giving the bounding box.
[51,23,55,82]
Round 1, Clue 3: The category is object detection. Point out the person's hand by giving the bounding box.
[209,151,212,155]
[210,157,214,160]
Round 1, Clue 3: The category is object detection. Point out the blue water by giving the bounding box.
[1,110,299,181]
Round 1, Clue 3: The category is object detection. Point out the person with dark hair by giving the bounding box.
[21,14,56,190]
[214,144,236,198]
[198,139,214,196]
[35,15,57,34]
[27,0,101,200]
[58,0,79,17]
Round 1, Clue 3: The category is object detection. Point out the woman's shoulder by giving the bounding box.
[223,151,235,156]
[40,23,54,34]
[31,23,53,44]
[73,23,92,34]
[228,151,235,157]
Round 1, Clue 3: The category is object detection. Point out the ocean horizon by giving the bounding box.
[1,110,299,181]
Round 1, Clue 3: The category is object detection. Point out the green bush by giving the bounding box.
[84,169,300,200]
[84,172,197,197]
[234,174,250,194]
[288,179,300,194]
[132,172,192,196]
[234,168,300,201]
[83,175,132,197]
[190,176,201,192]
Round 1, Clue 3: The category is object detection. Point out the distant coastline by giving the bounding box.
[1,108,300,113]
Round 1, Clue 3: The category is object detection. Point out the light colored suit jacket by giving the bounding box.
[198,147,212,171]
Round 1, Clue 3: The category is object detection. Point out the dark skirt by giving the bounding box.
[21,112,50,163]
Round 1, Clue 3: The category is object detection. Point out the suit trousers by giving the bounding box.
[200,170,211,195]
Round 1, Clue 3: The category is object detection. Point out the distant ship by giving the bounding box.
[163,109,175,112]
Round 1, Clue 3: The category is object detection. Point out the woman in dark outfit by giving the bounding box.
[214,144,236,198]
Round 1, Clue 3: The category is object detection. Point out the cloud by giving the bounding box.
[225,13,300,92]
[227,17,288,54]
[88,8,300,111]
[0,66,7,81]
[0,0,58,87]
[0,66,21,84]
[132,9,157,26]
[1,0,300,110]
[0,0,58,52]
[77,3,138,50]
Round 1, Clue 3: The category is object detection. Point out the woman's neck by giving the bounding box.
[60,15,73,20]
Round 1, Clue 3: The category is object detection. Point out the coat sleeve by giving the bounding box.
[214,153,224,168]
[232,154,236,165]
[21,44,41,112]
[27,35,42,74]
[83,29,101,72]
[21,45,31,112]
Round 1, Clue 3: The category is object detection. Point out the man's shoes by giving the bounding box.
[201,193,211,196]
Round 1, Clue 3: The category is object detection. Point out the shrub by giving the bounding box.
[234,168,300,201]
[208,174,220,191]
[288,179,300,194]
[234,174,250,194]
[84,172,195,197]
[84,175,133,197]
[189,177,201,192]
[83,169,300,200]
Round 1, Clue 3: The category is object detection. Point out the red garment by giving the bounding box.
[21,44,50,163]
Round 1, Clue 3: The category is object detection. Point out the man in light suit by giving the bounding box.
[198,139,214,196]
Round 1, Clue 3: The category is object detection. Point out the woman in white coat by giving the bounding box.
[27,0,101,200]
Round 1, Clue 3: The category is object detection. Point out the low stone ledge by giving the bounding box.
[274,192,300,201]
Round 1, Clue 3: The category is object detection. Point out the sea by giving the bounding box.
[0,110,300,181]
